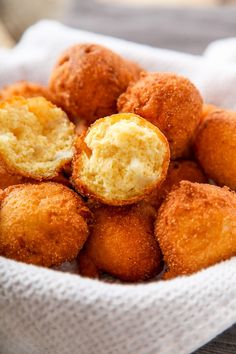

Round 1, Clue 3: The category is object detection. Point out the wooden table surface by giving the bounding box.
[0,4,235,351]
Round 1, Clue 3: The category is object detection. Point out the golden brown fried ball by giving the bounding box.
[118,72,203,159]
[0,183,91,267]
[0,96,75,181]
[0,81,54,103]
[83,203,162,282]
[49,43,142,125]
[155,181,236,279]
[72,113,170,206]
[194,110,236,190]
[146,160,207,208]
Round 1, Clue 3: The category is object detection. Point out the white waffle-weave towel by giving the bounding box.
[0,21,236,354]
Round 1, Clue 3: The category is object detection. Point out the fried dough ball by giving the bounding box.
[0,96,75,181]
[83,203,162,282]
[72,113,170,206]
[0,81,54,103]
[155,181,236,279]
[0,183,91,267]
[146,160,207,208]
[118,72,203,159]
[49,43,142,125]
[194,110,236,190]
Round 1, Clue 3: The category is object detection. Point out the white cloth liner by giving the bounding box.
[0,20,235,354]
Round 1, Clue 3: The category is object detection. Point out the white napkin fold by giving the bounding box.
[204,37,236,65]
[0,21,235,354]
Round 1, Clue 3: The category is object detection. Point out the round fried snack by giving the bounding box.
[0,183,91,267]
[72,113,170,206]
[194,110,236,190]
[0,81,54,103]
[0,96,75,180]
[83,203,162,282]
[118,72,203,159]
[155,181,236,279]
[49,43,142,125]
[146,160,207,208]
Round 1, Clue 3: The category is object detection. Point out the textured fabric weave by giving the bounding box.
[0,21,236,354]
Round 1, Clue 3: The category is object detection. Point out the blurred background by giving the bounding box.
[0,0,236,53]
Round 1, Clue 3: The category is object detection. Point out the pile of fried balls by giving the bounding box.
[0,43,235,282]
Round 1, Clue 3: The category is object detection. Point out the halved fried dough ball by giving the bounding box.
[72,113,170,206]
[83,203,162,282]
[0,96,75,180]
[118,72,203,159]
[146,160,207,208]
[0,81,54,103]
[0,183,91,267]
[49,43,142,125]
[155,181,236,279]
[194,110,236,190]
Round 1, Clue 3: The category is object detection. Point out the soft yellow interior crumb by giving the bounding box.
[0,97,74,178]
[80,114,168,200]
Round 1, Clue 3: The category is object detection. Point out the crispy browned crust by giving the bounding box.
[0,182,92,267]
[83,202,162,282]
[155,181,236,279]
[194,110,236,190]
[71,114,170,206]
[146,160,207,209]
[0,81,54,103]
[0,158,32,189]
[0,157,72,189]
[117,72,203,159]
[0,149,71,182]
[49,43,143,125]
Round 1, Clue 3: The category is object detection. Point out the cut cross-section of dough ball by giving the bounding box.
[72,113,170,205]
[0,96,75,180]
